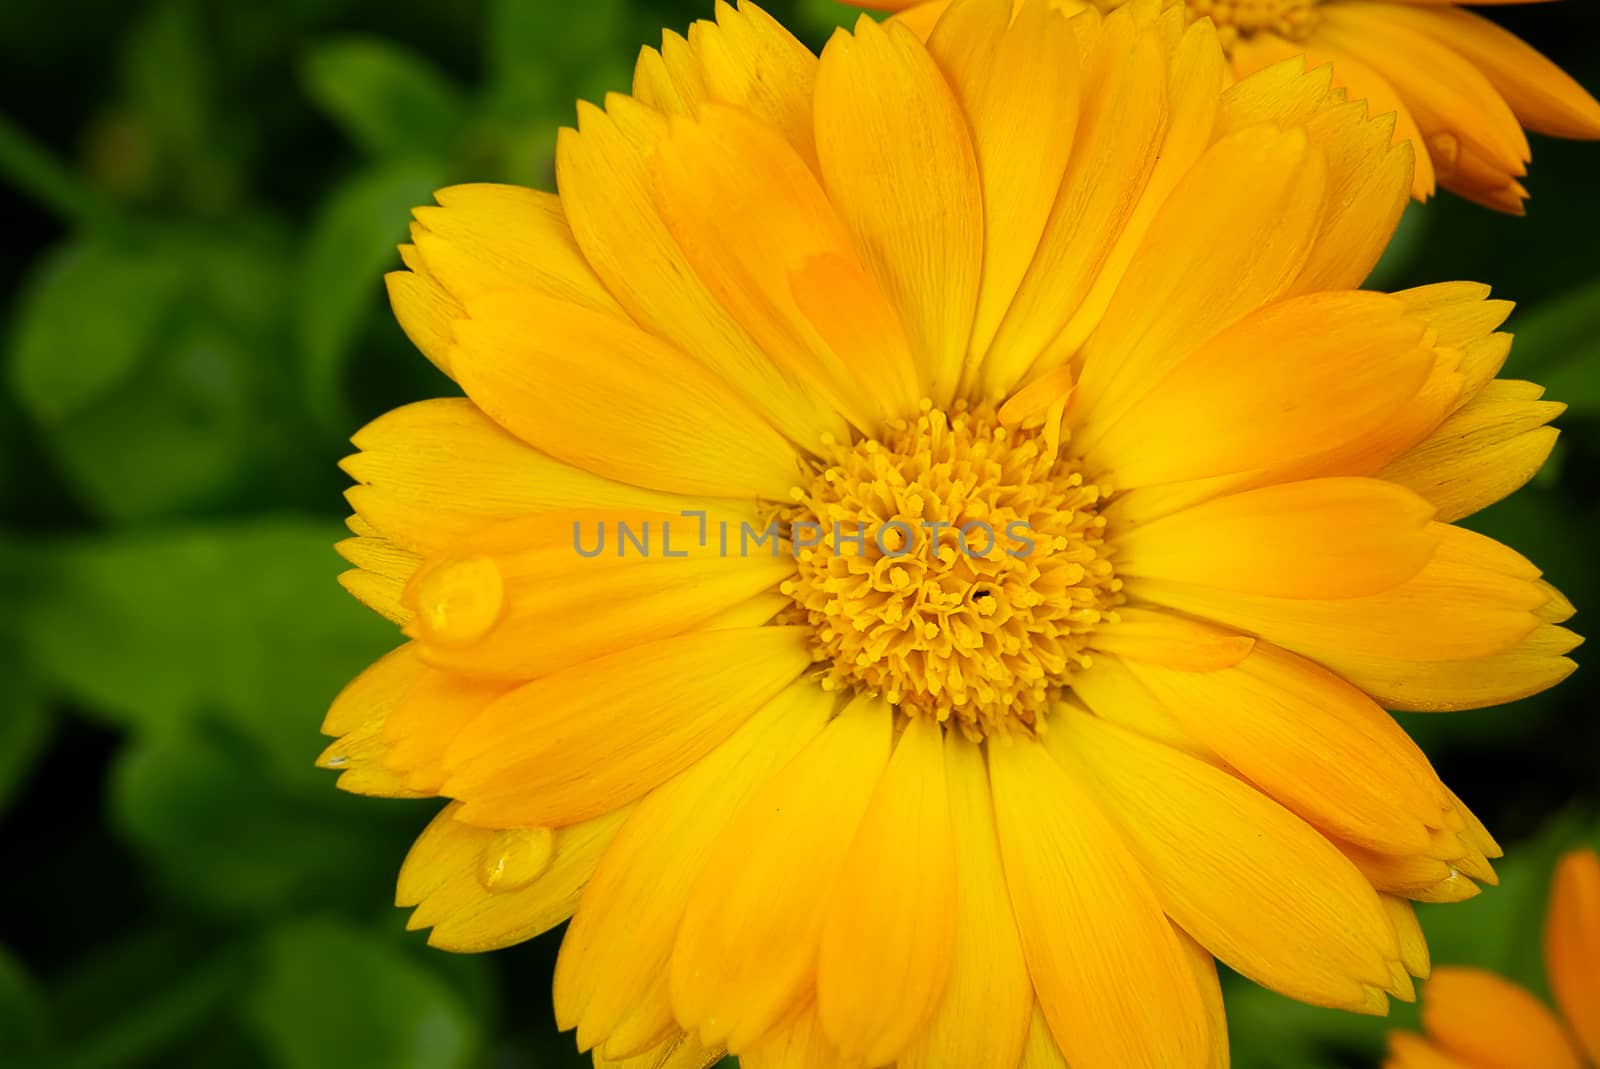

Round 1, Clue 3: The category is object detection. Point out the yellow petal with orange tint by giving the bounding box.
[1115,477,1438,600]
[451,290,801,500]
[636,1,819,169]
[1017,1005,1068,1069]
[1383,895,1431,981]
[988,734,1219,1069]
[1384,1032,1478,1069]
[397,802,632,952]
[337,534,420,626]
[1546,848,1600,1066]
[1071,124,1324,447]
[815,16,983,403]
[671,697,891,1053]
[652,105,920,428]
[556,94,849,448]
[1086,292,1436,488]
[818,716,956,1064]
[1420,967,1583,1069]
[927,0,1080,369]
[981,15,1169,396]
[899,732,1031,1069]
[1372,4,1600,141]
[1055,713,1405,1014]
[443,627,812,827]
[554,680,832,1053]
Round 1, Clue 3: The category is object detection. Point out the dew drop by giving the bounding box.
[477,827,555,893]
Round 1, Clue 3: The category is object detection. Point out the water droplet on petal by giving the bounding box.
[477,827,554,893]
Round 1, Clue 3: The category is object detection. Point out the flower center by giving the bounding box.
[1183,0,1321,49]
[775,402,1121,738]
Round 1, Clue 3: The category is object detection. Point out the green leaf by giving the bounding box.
[7,241,187,423]
[49,931,247,1069]
[0,651,52,816]
[0,945,53,1067]
[297,161,444,430]
[245,920,482,1069]
[14,519,395,780]
[301,37,467,161]
[109,723,412,917]
[6,228,299,521]
[1505,276,1600,415]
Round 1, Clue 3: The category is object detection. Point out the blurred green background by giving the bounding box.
[0,1,1595,1067]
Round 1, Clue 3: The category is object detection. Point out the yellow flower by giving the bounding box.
[1386,847,1600,1069]
[856,0,1600,213]
[323,1,1580,1066]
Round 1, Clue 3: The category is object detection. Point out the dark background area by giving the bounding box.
[0,1,1596,1066]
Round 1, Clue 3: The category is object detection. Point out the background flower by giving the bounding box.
[0,1,1595,1068]
[849,0,1600,213]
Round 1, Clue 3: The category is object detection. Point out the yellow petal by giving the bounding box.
[319,643,429,790]
[337,534,420,626]
[1085,292,1437,489]
[1132,523,1546,667]
[981,14,1169,396]
[1071,123,1326,448]
[554,680,832,1053]
[1227,44,1436,202]
[1115,477,1439,600]
[1069,659,1215,760]
[1119,642,1450,856]
[636,1,819,169]
[397,802,631,952]
[670,697,892,1053]
[343,399,707,555]
[1380,380,1564,523]
[402,510,792,680]
[899,732,1031,1069]
[652,104,920,429]
[386,266,463,376]
[1383,894,1431,981]
[988,733,1218,1069]
[927,0,1080,370]
[1546,848,1600,1066]
[451,289,801,500]
[1055,713,1405,1014]
[1088,607,1255,673]
[817,716,956,1064]
[1039,17,1228,383]
[443,627,812,827]
[591,1031,724,1069]
[1420,967,1583,1069]
[380,661,509,794]
[409,185,620,312]
[739,1004,858,1069]
[1017,1005,1068,1069]
[815,16,983,403]
[556,94,850,448]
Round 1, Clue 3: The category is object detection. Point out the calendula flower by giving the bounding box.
[322,1,1580,1066]
[855,0,1600,213]
[1386,847,1600,1069]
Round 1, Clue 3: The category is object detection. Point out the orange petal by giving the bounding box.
[1420,967,1583,1069]
[1546,848,1600,1065]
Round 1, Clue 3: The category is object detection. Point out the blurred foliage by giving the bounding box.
[0,1,1596,1068]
